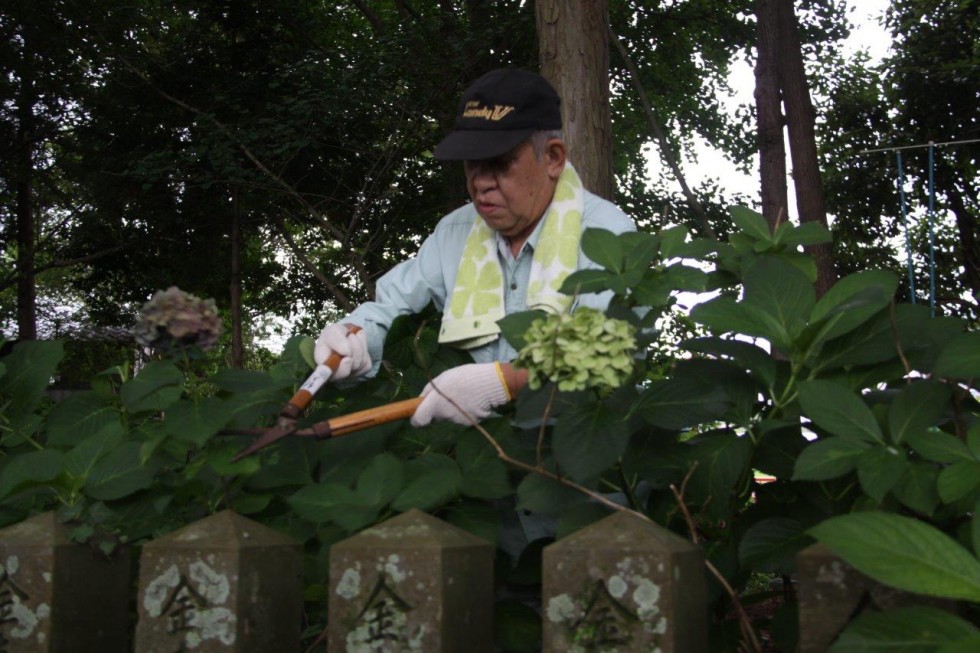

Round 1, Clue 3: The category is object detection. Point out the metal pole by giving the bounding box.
[897,151,916,303]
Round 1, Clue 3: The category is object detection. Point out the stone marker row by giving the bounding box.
[0,509,953,652]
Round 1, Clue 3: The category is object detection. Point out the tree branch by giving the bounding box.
[609,28,717,240]
[272,217,354,312]
[348,0,384,33]
[0,242,133,293]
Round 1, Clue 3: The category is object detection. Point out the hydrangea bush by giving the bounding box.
[2,209,979,652]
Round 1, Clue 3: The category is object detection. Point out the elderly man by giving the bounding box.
[315,68,635,424]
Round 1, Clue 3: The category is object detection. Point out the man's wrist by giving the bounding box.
[498,362,528,400]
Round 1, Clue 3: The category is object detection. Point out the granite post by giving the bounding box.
[328,509,495,652]
[796,542,960,652]
[134,510,302,652]
[542,511,708,652]
[0,511,131,652]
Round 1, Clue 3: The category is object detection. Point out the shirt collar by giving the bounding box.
[494,212,549,259]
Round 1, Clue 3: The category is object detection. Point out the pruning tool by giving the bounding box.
[228,325,421,460]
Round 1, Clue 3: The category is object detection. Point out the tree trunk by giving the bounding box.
[16,59,37,341]
[230,190,244,368]
[536,0,613,200]
[753,0,788,234]
[942,173,980,307]
[775,0,836,297]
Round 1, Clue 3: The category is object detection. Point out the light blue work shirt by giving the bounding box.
[344,188,636,373]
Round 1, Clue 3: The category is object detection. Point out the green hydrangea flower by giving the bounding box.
[515,307,637,392]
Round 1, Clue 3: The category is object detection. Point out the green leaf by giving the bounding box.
[620,230,660,271]
[498,310,547,352]
[207,443,263,477]
[45,391,122,447]
[816,304,926,372]
[288,482,360,522]
[85,441,155,501]
[232,493,273,515]
[633,378,730,431]
[442,500,499,544]
[456,432,511,499]
[224,387,283,428]
[685,433,754,520]
[0,340,64,419]
[779,221,832,247]
[0,406,44,449]
[936,634,980,653]
[893,463,940,516]
[516,473,582,515]
[856,447,908,503]
[906,429,975,464]
[809,270,898,342]
[211,368,283,393]
[798,380,884,444]
[162,397,233,446]
[969,423,980,460]
[690,296,775,341]
[973,497,980,557]
[559,268,618,296]
[120,361,183,413]
[792,437,869,481]
[937,461,980,504]
[553,400,631,482]
[681,336,776,388]
[248,444,315,489]
[829,606,978,653]
[494,600,542,653]
[663,264,708,293]
[580,227,624,272]
[729,206,773,242]
[738,517,810,574]
[298,336,316,370]
[0,450,65,500]
[392,466,461,512]
[659,225,693,260]
[742,257,814,345]
[810,512,980,602]
[888,381,953,445]
[933,332,980,378]
[65,424,126,481]
[556,502,611,539]
[354,453,404,506]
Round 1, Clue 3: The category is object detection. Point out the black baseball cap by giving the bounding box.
[433,68,562,161]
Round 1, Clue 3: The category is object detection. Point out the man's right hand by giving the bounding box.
[314,323,372,381]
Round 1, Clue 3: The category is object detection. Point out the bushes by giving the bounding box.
[1,207,977,650]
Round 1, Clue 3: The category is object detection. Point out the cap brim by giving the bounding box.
[433,128,535,161]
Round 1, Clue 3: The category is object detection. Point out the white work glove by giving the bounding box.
[314,324,372,381]
[411,363,512,427]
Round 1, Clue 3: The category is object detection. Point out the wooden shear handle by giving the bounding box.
[283,325,362,417]
[318,397,424,438]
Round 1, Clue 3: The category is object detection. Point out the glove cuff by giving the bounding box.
[493,362,512,402]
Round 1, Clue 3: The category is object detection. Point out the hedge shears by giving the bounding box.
[227,326,421,460]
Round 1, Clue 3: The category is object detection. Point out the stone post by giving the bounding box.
[328,509,495,652]
[543,511,708,652]
[0,511,131,652]
[134,510,302,652]
[796,542,960,652]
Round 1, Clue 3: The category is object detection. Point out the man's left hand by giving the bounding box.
[410,363,512,427]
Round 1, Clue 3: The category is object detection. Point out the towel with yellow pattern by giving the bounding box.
[439,163,583,349]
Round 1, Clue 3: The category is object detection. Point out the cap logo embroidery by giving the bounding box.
[462,101,516,121]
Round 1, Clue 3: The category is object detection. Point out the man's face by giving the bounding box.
[464,140,559,242]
